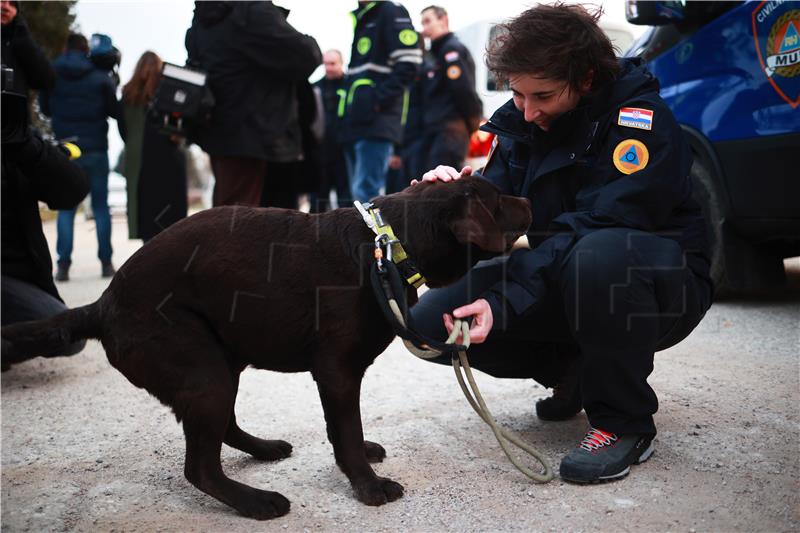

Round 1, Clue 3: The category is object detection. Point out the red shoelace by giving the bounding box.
[580,427,618,451]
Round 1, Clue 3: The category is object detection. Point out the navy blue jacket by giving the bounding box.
[339,1,421,144]
[478,58,711,321]
[40,50,121,152]
[422,32,481,131]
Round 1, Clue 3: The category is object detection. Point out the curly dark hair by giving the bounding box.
[485,2,619,93]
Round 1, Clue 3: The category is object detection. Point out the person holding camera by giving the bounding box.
[185,1,321,207]
[1,28,90,369]
[39,33,123,281]
[121,51,187,242]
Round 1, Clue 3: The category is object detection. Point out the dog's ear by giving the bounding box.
[449,196,506,252]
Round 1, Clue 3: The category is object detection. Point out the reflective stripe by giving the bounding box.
[348,62,392,75]
[347,78,375,106]
[401,88,410,126]
[388,55,423,65]
[389,49,422,58]
[336,88,347,118]
[353,1,377,25]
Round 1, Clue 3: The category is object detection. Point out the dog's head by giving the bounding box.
[372,176,532,288]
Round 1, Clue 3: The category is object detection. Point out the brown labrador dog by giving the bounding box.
[1,176,531,520]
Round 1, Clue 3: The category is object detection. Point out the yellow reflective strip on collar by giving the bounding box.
[368,207,409,263]
[407,272,425,288]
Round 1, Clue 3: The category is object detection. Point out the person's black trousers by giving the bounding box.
[409,228,712,436]
[1,275,86,368]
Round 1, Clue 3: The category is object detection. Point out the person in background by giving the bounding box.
[185,1,321,207]
[338,1,421,202]
[419,5,482,172]
[312,49,350,211]
[40,33,123,281]
[0,0,55,95]
[121,51,187,243]
[385,31,426,194]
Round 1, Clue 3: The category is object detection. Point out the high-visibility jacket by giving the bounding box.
[339,1,421,144]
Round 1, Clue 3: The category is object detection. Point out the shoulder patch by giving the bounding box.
[612,139,649,175]
[444,50,460,62]
[618,107,653,131]
[446,65,462,80]
[398,29,418,46]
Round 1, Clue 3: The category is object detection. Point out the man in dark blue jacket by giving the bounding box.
[339,1,421,202]
[419,5,482,171]
[411,4,712,483]
[40,33,123,281]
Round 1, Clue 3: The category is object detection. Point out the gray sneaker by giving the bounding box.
[560,428,654,483]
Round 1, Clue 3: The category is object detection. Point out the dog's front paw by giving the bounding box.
[364,440,386,463]
[250,439,293,461]
[353,476,404,506]
[235,489,291,520]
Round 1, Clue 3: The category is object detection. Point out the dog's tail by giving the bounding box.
[1,301,104,364]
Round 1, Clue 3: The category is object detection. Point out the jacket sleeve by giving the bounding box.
[374,4,421,108]
[439,42,478,118]
[481,100,693,323]
[235,2,321,81]
[13,134,89,210]
[9,16,56,91]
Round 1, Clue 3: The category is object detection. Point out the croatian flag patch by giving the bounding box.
[618,107,653,131]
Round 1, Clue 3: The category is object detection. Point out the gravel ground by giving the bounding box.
[2,214,799,532]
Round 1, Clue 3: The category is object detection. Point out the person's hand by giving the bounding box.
[443,298,493,345]
[410,165,473,186]
[388,154,402,170]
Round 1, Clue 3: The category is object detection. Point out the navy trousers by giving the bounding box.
[409,228,712,436]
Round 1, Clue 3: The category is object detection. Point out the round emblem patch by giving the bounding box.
[398,29,418,46]
[612,139,649,175]
[357,36,371,55]
[446,65,461,80]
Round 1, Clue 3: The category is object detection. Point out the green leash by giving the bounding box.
[387,300,555,483]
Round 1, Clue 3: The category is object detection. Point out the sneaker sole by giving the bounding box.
[562,442,655,484]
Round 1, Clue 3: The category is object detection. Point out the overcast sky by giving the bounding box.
[73,0,646,161]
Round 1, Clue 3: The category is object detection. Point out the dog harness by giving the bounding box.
[353,201,426,289]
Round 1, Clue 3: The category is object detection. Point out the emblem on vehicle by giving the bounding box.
[752,3,800,108]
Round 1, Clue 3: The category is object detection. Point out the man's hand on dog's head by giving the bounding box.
[410,165,473,186]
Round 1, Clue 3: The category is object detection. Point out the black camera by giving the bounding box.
[148,62,215,139]
[1,64,29,145]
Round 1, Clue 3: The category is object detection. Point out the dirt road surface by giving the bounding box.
[2,214,798,532]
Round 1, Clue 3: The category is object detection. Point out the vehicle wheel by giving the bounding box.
[690,160,785,295]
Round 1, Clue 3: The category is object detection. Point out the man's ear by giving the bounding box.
[449,197,506,252]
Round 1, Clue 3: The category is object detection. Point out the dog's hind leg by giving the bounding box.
[223,372,293,461]
[179,363,290,520]
[313,367,404,506]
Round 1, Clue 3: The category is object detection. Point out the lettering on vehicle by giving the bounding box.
[612,139,649,175]
[617,107,653,131]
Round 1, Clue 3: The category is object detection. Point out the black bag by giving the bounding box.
[149,62,215,140]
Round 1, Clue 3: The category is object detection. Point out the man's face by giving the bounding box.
[509,73,590,132]
[1,1,18,25]
[420,9,447,40]
[323,51,343,79]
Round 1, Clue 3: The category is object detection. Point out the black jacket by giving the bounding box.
[339,1,421,144]
[185,1,321,161]
[1,134,89,300]
[315,75,348,151]
[422,32,482,131]
[0,13,55,94]
[477,58,711,321]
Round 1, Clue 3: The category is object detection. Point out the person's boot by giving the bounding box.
[535,359,582,421]
[55,262,70,282]
[560,427,654,483]
[101,261,116,278]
